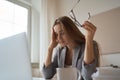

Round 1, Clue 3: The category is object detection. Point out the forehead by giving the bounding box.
[54,24,65,32]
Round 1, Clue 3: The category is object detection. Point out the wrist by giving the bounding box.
[48,46,54,52]
[86,39,93,44]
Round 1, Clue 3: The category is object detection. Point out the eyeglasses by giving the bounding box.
[69,9,82,27]
[69,0,91,27]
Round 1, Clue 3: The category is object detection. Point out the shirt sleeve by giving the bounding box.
[81,41,99,80]
[41,48,59,79]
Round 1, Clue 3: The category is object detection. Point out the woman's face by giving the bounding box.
[53,24,72,47]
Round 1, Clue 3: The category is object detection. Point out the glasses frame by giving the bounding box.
[69,0,91,27]
[69,9,82,27]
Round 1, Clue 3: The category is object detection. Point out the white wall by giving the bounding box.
[56,0,120,23]
[90,7,120,54]
[100,53,120,66]
[47,0,58,41]
[55,0,120,38]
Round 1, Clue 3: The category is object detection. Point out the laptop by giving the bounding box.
[0,32,32,80]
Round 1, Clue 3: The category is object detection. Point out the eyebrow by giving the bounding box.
[55,30,64,35]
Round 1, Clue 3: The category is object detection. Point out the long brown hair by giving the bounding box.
[53,16,100,67]
[53,16,85,44]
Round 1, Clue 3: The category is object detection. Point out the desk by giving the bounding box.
[33,78,44,80]
[33,78,52,80]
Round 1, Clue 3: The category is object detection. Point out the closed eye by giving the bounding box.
[59,30,65,35]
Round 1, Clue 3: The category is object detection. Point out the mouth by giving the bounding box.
[59,41,67,47]
[59,41,65,44]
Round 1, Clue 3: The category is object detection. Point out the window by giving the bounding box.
[0,0,33,61]
[0,0,30,39]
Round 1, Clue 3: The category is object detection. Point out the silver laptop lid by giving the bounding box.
[0,32,32,80]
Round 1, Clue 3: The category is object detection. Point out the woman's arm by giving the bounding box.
[44,46,54,67]
[80,21,98,80]
[42,28,58,79]
[45,28,58,67]
[81,41,99,80]
[42,47,58,79]
[84,40,95,64]
[82,21,97,64]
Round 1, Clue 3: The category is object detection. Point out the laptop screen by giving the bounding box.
[0,32,32,80]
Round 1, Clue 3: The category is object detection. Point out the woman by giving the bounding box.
[42,16,99,80]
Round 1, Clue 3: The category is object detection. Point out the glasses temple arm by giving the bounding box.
[88,12,91,20]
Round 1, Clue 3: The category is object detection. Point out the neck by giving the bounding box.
[67,41,78,50]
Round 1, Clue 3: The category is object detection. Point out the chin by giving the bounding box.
[59,43,66,47]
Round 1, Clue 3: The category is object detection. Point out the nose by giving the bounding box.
[56,34,62,42]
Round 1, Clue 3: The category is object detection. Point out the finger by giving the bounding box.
[85,21,96,31]
[82,24,96,36]
[82,21,96,31]
[85,21,96,28]
[82,25,93,33]
[52,28,55,34]
[52,28,57,40]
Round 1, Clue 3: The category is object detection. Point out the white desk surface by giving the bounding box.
[33,78,45,80]
[33,78,52,80]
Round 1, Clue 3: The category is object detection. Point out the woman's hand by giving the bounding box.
[82,21,96,42]
[49,28,58,49]
[82,21,96,64]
